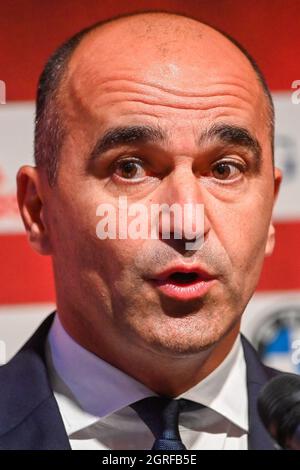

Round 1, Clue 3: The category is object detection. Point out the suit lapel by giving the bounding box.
[241,335,279,450]
[0,396,71,450]
[0,313,71,450]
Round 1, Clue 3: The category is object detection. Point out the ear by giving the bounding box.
[265,167,282,257]
[16,166,52,255]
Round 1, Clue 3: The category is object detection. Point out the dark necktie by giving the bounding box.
[130,396,203,450]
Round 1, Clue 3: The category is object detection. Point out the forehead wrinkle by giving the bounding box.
[67,45,261,95]
[82,76,260,100]
[64,72,262,120]
[61,18,267,123]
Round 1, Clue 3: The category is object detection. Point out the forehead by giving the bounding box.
[61,17,267,144]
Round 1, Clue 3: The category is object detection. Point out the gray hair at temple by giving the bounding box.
[34,11,275,187]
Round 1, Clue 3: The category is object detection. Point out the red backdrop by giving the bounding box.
[1,0,300,304]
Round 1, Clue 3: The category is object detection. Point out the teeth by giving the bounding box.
[169,272,199,284]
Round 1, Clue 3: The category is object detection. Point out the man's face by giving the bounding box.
[39,19,281,356]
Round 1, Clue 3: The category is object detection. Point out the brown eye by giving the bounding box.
[212,162,242,180]
[115,160,145,180]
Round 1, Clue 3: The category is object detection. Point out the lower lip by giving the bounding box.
[150,278,216,301]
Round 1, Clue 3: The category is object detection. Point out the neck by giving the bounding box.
[58,309,241,397]
[123,325,240,396]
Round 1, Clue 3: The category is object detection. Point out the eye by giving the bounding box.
[114,158,146,180]
[211,161,244,181]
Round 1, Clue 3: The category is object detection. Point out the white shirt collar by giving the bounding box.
[46,313,248,435]
[178,337,248,430]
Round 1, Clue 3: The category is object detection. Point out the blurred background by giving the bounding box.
[0,0,300,371]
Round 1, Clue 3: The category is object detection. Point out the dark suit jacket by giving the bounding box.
[0,313,280,450]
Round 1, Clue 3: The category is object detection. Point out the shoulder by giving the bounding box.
[0,314,55,439]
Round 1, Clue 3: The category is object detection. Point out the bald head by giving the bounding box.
[35,11,274,185]
[21,11,282,375]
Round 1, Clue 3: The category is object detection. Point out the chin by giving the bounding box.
[160,341,215,357]
[124,303,238,357]
[138,326,223,357]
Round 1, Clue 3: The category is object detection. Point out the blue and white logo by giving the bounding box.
[253,306,300,374]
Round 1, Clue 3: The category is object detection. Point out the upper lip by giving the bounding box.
[150,263,216,282]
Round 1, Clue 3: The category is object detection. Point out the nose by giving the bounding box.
[155,165,211,251]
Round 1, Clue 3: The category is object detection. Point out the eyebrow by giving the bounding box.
[201,123,262,171]
[89,122,262,171]
[89,125,166,160]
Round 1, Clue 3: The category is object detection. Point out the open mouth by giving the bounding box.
[149,267,216,301]
[167,271,200,285]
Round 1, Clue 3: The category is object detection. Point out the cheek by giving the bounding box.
[104,238,144,279]
[211,193,273,275]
